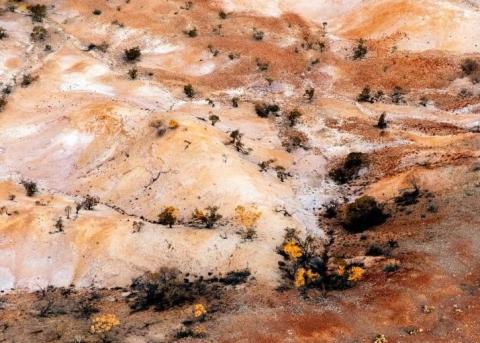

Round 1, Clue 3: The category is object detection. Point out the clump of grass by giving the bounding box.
[28,4,47,23]
[124,47,141,62]
[21,180,38,197]
[353,39,367,60]
[329,152,367,184]
[184,84,195,98]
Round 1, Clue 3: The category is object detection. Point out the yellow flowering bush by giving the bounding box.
[168,119,179,129]
[283,241,302,260]
[90,314,120,334]
[193,303,207,318]
[348,266,365,282]
[294,267,320,288]
[235,205,261,229]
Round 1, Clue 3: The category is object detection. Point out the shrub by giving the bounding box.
[231,97,239,107]
[51,217,64,234]
[128,68,137,80]
[376,112,387,129]
[353,39,367,59]
[304,87,315,102]
[252,28,264,41]
[258,159,275,172]
[357,86,373,102]
[31,26,47,41]
[183,27,197,37]
[275,166,292,182]
[208,114,219,126]
[192,206,222,228]
[0,27,7,40]
[461,58,478,76]
[20,74,37,87]
[168,119,179,129]
[28,4,47,22]
[132,221,144,233]
[395,184,420,206]
[235,205,261,240]
[124,47,141,62]
[175,326,207,339]
[90,314,120,334]
[92,9,102,15]
[158,206,178,228]
[287,110,302,127]
[227,129,250,154]
[383,261,400,273]
[184,84,195,98]
[342,196,387,232]
[80,195,99,211]
[0,97,7,112]
[255,103,279,118]
[391,86,405,104]
[219,10,227,19]
[329,152,367,184]
[281,129,309,152]
[220,269,251,285]
[150,119,166,136]
[21,180,38,196]
[365,244,384,256]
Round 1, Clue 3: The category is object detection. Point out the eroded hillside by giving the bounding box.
[0,0,479,342]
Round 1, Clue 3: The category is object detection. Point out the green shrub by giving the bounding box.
[342,196,387,232]
[31,26,47,41]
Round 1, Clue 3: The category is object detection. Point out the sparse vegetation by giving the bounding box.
[391,86,405,104]
[342,196,387,233]
[219,10,227,19]
[28,4,47,22]
[20,74,37,87]
[275,166,292,182]
[92,9,102,15]
[51,217,64,234]
[192,206,222,228]
[231,97,239,107]
[357,86,373,103]
[21,180,38,197]
[353,39,367,60]
[329,152,367,184]
[150,119,166,136]
[235,205,261,240]
[304,87,315,102]
[395,184,420,206]
[158,206,178,228]
[124,47,141,62]
[256,59,269,71]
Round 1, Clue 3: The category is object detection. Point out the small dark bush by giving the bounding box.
[208,114,219,126]
[329,152,367,184]
[0,27,7,40]
[128,68,138,80]
[342,196,387,233]
[219,10,227,19]
[461,58,478,76]
[395,184,420,206]
[21,180,38,197]
[92,9,102,15]
[322,201,337,219]
[183,27,197,37]
[365,244,384,256]
[175,327,207,339]
[256,59,269,71]
[353,39,367,60]
[220,269,250,285]
[150,119,166,136]
[357,86,373,103]
[383,262,400,273]
[31,26,47,41]
[275,166,292,182]
[0,97,7,112]
[304,87,315,102]
[80,195,99,211]
[391,86,405,104]
[227,129,250,154]
[28,4,47,22]
[255,103,279,118]
[20,74,37,87]
[184,84,195,98]
[376,112,387,129]
[232,97,239,107]
[252,28,264,41]
[124,47,141,62]
[287,110,302,127]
